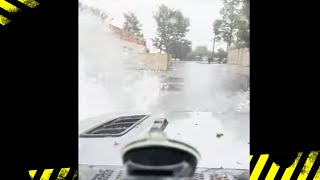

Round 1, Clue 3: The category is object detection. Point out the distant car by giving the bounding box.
[222,58,227,63]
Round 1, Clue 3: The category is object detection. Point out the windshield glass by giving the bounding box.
[79,0,250,170]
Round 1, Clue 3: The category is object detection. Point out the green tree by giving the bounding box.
[217,0,250,50]
[214,48,227,63]
[236,0,249,48]
[171,40,192,60]
[218,0,242,62]
[242,0,249,22]
[152,5,191,58]
[235,19,249,48]
[123,12,144,37]
[190,46,211,60]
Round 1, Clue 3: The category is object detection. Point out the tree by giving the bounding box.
[235,19,249,48]
[123,12,144,37]
[217,0,250,50]
[190,46,211,60]
[212,19,224,57]
[236,0,250,48]
[218,0,242,62]
[214,48,227,63]
[152,5,191,59]
[171,40,192,60]
[242,0,249,22]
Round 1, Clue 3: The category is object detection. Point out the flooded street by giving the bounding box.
[80,60,249,118]
[79,3,250,172]
[153,61,249,112]
[79,60,250,169]
[153,61,250,168]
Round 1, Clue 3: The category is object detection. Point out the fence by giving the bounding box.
[137,53,172,71]
[227,48,250,66]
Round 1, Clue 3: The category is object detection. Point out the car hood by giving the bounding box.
[78,164,249,180]
[79,111,249,170]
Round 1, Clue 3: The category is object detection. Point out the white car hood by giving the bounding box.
[79,111,249,170]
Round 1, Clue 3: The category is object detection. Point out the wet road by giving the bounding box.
[137,60,250,168]
[154,61,250,169]
[79,60,250,169]
[80,60,250,139]
[152,60,249,113]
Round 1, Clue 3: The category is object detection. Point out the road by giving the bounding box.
[154,61,250,169]
[80,59,250,143]
[136,60,250,146]
[152,60,249,112]
[79,60,250,169]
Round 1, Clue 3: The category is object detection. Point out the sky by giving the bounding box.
[80,0,227,53]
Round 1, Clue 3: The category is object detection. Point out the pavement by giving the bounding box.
[79,60,250,169]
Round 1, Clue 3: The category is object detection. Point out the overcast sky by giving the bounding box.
[81,0,227,53]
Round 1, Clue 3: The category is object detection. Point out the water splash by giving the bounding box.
[79,2,162,120]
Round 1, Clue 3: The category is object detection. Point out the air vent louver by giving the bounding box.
[91,169,114,180]
[80,115,149,138]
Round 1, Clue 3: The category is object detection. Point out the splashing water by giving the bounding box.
[79,3,162,121]
[79,1,250,121]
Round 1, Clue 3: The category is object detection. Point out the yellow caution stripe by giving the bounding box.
[0,0,39,26]
[29,168,76,180]
[249,151,320,180]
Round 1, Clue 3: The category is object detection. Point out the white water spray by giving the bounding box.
[79,2,162,121]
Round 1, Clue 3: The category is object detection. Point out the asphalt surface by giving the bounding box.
[138,61,250,143]
[80,60,250,169]
[152,61,249,112]
[153,61,250,169]
[80,60,250,145]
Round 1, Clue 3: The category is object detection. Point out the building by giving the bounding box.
[108,24,148,54]
[108,24,172,71]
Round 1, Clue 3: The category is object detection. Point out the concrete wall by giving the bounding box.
[137,53,172,71]
[228,48,250,66]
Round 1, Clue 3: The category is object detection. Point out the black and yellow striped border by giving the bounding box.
[29,168,77,180]
[0,0,39,26]
[250,151,320,180]
[27,151,319,179]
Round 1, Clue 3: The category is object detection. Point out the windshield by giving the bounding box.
[79,0,250,170]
